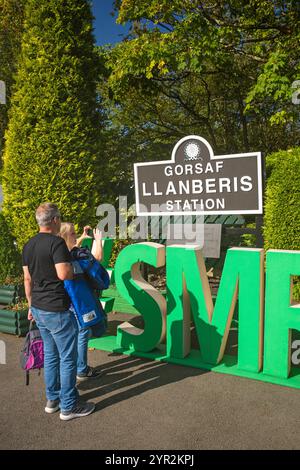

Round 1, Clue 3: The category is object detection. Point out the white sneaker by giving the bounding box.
[76,366,104,382]
[45,399,60,414]
[60,401,95,421]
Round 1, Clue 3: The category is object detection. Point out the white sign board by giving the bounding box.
[202,224,222,258]
[0,340,6,365]
[166,223,222,259]
[0,81,6,105]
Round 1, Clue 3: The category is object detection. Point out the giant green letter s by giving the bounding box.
[115,242,166,352]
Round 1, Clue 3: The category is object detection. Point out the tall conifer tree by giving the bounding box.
[0,0,25,161]
[2,0,101,247]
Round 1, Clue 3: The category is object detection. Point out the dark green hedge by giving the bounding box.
[264,147,300,250]
[264,147,300,299]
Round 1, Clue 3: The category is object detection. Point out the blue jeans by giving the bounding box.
[31,307,79,412]
[77,327,91,375]
[77,320,107,375]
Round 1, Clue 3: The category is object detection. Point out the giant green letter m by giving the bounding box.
[166,246,264,372]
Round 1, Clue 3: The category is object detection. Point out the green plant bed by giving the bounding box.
[0,317,19,328]
[18,326,30,336]
[17,310,29,321]
[0,308,29,336]
[0,285,17,292]
[0,284,24,305]
[0,309,18,320]
[0,295,16,304]
[0,325,19,335]
[18,318,30,328]
[16,309,30,336]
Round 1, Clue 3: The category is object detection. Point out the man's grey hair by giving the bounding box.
[35,203,60,227]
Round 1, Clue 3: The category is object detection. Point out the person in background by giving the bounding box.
[59,222,104,380]
[22,203,96,421]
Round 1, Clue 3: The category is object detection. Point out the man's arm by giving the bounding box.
[23,266,33,320]
[53,238,74,280]
[55,262,74,281]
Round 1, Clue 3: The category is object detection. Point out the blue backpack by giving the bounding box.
[64,248,110,329]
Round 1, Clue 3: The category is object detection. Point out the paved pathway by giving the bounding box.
[1,332,300,450]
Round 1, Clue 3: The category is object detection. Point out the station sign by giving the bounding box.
[134,136,263,215]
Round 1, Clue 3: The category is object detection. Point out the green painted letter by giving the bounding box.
[166,246,264,371]
[263,250,300,379]
[115,242,166,352]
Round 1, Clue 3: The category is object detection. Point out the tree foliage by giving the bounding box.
[95,1,300,201]
[2,0,102,248]
[110,0,300,124]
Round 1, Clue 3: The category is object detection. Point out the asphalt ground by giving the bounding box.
[1,320,300,451]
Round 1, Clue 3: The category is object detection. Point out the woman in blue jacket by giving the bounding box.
[59,223,108,381]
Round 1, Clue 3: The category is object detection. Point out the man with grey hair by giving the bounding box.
[22,203,95,421]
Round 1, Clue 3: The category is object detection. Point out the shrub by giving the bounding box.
[264,147,300,300]
[264,148,300,250]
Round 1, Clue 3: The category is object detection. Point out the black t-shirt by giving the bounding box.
[22,233,71,312]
